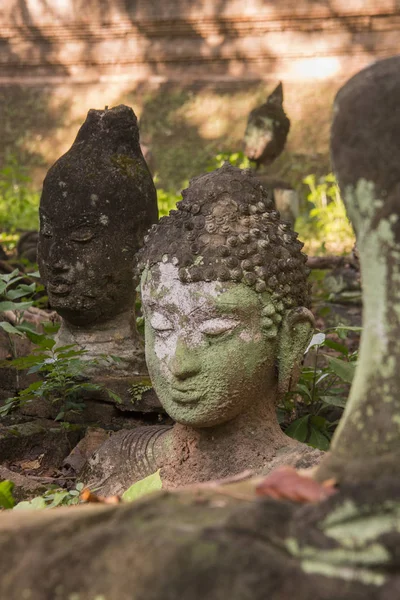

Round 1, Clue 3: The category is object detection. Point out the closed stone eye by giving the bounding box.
[71,228,95,242]
[150,313,174,333]
[199,318,239,336]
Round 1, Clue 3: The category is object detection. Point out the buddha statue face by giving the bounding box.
[38,105,158,326]
[142,262,282,427]
[139,164,314,428]
[39,205,138,326]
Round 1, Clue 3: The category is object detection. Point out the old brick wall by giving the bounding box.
[0,0,399,82]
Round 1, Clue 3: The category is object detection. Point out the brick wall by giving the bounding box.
[0,1,399,82]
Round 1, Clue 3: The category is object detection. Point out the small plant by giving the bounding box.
[0,480,15,509]
[281,326,360,451]
[0,268,41,338]
[0,270,121,420]
[207,151,251,171]
[0,154,40,236]
[156,186,181,218]
[1,332,121,420]
[13,483,85,510]
[296,173,355,255]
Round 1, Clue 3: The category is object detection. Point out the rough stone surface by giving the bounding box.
[1,474,400,599]
[317,55,400,484]
[254,174,300,226]
[62,427,110,474]
[0,419,82,468]
[38,103,157,376]
[0,465,48,501]
[83,165,319,493]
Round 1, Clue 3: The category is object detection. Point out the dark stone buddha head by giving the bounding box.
[38,105,158,327]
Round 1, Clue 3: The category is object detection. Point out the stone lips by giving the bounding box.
[138,163,311,312]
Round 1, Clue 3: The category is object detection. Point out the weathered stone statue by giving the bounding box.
[38,104,158,376]
[83,163,320,494]
[244,82,290,169]
[244,83,298,225]
[316,54,400,486]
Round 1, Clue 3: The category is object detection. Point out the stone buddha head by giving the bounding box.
[38,105,158,327]
[139,164,314,428]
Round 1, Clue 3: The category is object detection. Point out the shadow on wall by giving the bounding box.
[2,0,278,79]
[2,0,391,80]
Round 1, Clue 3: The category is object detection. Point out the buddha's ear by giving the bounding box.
[276,307,315,403]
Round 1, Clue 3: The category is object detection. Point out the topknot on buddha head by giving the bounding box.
[138,163,310,310]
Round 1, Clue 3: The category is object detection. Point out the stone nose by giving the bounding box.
[47,243,70,273]
[168,336,201,381]
[51,258,70,274]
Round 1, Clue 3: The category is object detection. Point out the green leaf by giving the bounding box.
[20,329,47,345]
[0,480,15,508]
[0,321,24,336]
[56,349,87,359]
[323,339,348,356]
[308,429,330,451]
[17,321,37,332]
[122,470,162,502]
[310,415,328,430]
[42,321,60,335]
[295,383,312,400]
[320,395,347,408]
[14,496,47,510]
[26,363,47,374]
[110,355,122,363]
[315,372,331,386]
[36,337,56,350]
[5,289,27,300]
[326,355,356,383]
[285,415,309,443]
[21,380,44,393]
[0,300,33,312]
[46,491,70,508]
[307,416,331,451]
[1,269,20,283]
[308,428,330,450]
[55,344,81,353]
[107,389,122,404]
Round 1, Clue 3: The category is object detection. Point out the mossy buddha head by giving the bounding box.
[38,105,158,327]
[139,164,314,428]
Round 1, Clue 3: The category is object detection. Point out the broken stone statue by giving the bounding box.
[38,105,158,393]
[82,163,321,494]
[244,82,299,225]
